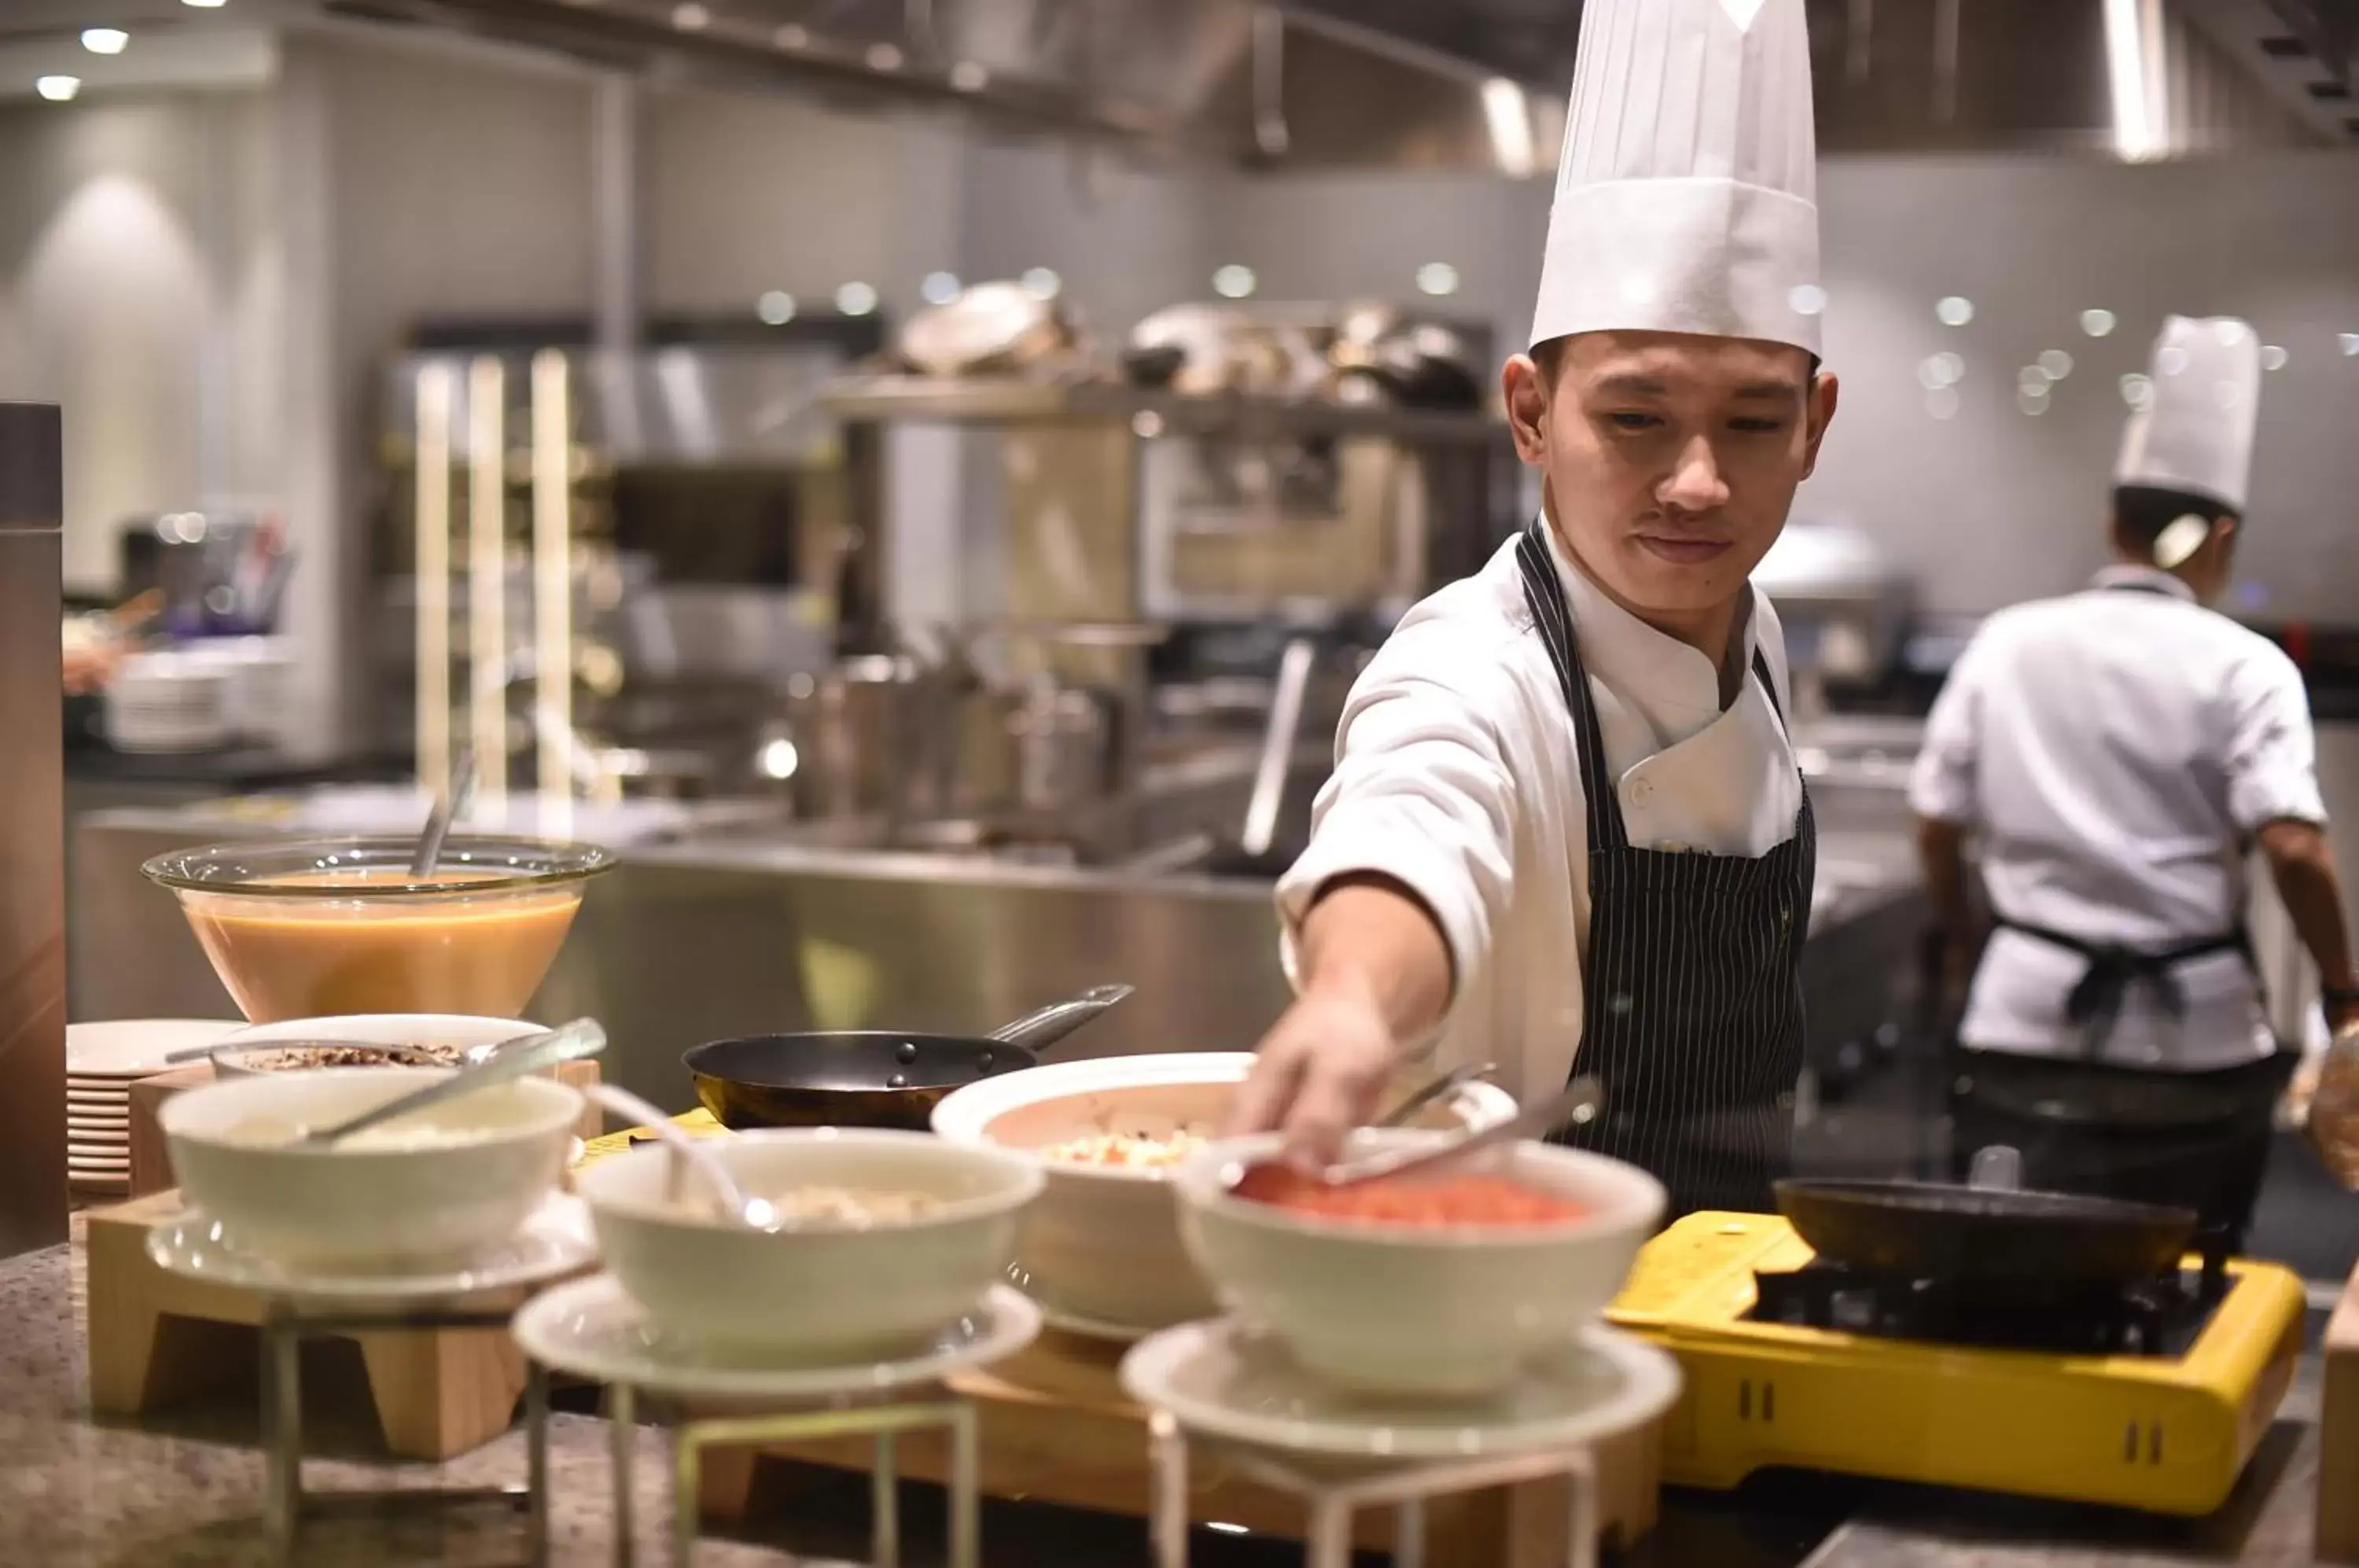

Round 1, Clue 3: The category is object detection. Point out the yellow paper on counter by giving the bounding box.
[573,1109,727,1170]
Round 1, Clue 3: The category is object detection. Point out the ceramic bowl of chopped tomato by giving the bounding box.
[933,1055,1517,1336]
[1172,1132,1665,1397]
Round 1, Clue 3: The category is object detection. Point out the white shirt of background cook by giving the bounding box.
[1274,523,1803,1105]
[1909,565,2325,1069]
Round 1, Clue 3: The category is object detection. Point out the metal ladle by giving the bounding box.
[409,745,478,879]
[586,1082,776,1228]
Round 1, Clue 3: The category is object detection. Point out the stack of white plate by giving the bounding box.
[66,1020,241,1195]
[104,651,233,754]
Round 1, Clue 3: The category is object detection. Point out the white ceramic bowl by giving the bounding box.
[930,1053,1518,1333]
[211,1014,540,1077]
[161,1066,583,1271]
[1172,1130,1665,1398]
[574,1128,1043,1363]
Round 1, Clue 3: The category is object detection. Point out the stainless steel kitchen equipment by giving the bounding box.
[1754,521,1917,715]
[0,403,67,1259]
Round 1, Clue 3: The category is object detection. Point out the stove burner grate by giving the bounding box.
[1745,1253,2233,1357]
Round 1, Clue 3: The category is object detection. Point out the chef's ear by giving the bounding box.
[1800,369,1840,479]
[1503,353,1553,466]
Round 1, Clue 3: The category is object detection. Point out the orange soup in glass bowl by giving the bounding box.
[142,835,616,1022]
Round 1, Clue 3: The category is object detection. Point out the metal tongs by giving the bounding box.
[1227,1075,1603,1192]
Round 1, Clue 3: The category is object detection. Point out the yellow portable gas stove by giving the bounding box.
[1605,1212,2306,1517]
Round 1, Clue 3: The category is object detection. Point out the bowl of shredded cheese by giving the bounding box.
[932,1053,1514,1335]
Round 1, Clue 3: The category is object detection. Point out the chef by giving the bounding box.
[1228,0,1839,1217]
[1910,315,2359,1251]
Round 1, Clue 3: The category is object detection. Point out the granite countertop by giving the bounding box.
[0,1223,800,1568]
[0,1223,2335,1567]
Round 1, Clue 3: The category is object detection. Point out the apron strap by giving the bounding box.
[1989,915,2255,1061]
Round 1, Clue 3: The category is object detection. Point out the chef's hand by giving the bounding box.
[1224,875,1455,1167]
[1227,980,1399,1169]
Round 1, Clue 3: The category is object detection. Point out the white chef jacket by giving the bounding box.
[1908,565,2325,1069]
[1274,525,1804,1104]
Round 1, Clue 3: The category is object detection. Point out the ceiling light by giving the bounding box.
[867,44,904,71]
[2119,372,2154,408]
[2037,349,2074,379]
[81,28,130,55]
[1935,296,1974,327]
[35,75,81,102]
[1020,267,1062,301]
[1212,264,1257,300]
[182,0,228,8]
[1925,387,1960,421]
[1416,262,1463,297]
[920,272,962,306]
[2260,344,2288,371]
[755,291,796,325]
[834,282,879,317]
[2342,333,2359,357]
[2080,308,2118,337]
[1787,284,1827,317]
[948,61,989,93]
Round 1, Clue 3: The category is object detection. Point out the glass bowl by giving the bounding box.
[142,835,616,1023]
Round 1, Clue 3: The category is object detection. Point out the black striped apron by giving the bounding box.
[1515,522,1816,1217]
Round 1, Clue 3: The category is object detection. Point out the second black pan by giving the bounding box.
[684,984,1132,1132]
[1775,1176,2199,1291]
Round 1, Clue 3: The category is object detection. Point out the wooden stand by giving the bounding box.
[697,1327,1661,1567]
[87,1060,604,1463]
[2321,1258,2359,1562]
[83,1191,540,1460]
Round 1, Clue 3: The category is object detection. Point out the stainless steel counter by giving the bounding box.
[72,801,1926,1115]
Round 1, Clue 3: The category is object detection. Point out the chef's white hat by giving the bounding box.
[1530,0,1822,356]
[2114,315,2262,513]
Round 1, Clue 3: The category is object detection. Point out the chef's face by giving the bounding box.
[1503,330,1838,648]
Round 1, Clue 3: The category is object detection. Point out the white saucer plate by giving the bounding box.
[513,1275,1042,1403]
[1119,1320,1682,1461]
[145,1193,596,1304]
[1037,1301,1156,1345]
[67,1020,241,1078]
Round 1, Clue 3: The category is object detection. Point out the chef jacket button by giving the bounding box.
[1657,840,1689,854]
[1626,778,1653,804]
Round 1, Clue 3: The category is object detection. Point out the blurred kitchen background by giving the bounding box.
[7,0,2359,1267]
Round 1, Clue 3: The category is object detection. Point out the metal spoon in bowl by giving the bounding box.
[409,744,479,879]
[1371,1061,1499,1129]
[1232,1075,1605,1193]
[292,1018,606,1148]
[585,1081,775,1228]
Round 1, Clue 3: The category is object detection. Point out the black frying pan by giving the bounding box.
[683,984,1133,1132]
[1775,1154,2199,1292]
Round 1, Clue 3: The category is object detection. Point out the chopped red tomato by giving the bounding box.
[1232,1165,1586,1228]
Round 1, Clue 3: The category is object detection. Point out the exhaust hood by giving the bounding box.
[326,0,2352,166]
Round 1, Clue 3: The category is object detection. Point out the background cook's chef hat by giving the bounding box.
[1530,0,1821,355]
[2114,315,2262,514]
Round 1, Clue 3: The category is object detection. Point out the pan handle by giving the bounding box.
[987,983,1135,1054]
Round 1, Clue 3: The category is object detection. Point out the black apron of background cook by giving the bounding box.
[1949,571,2295,1253]
[1515,523,1816,1218]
